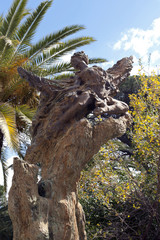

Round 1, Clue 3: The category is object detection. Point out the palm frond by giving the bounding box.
[0,15,3,29]
[2,0,28,38]
[30,57,107,78]
[0,0,27,61]
[54,73,74,80]
[1,77,24,101]
[0,38,15,65]
[89,58,107,64]
[33,37,95,67]
[13,0,53,57]
[0,103,18,150]
[27,25,85,59]
[0,36,14,48]
[1,0,22,35]
[32,62,72,76]
[16,105,35,124]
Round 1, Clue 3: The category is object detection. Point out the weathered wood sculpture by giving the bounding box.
[8,52,133,240]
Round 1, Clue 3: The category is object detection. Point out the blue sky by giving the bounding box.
[1,0,160,187]
[2,0,160,74]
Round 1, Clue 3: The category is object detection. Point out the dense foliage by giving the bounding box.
[79,73,160,239]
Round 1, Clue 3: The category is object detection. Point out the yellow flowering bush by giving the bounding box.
[130,73,160,162]
[79,73,160,239]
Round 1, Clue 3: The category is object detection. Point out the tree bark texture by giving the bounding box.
[8,52,133,240]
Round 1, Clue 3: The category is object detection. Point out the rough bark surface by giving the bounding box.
[8,51,133,240]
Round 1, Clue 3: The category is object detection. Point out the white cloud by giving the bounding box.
[114,40,122,50]
[99,60,114,70]
[113,17,160,57]
[52,50,75,65]
[60,50,75,62]
[151,50,160,64]
[113,17,160,75]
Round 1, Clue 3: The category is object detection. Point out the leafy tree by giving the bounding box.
[130,73,160,172]
[79,73,160,239]
[0,0,106,190]
[116,75,141,105]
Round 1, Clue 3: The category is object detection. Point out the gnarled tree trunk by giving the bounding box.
[8,52,133,240]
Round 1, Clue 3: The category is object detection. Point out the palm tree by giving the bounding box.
[0,0,106,190]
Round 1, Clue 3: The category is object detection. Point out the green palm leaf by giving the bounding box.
[89,58,107,64]
[1,78,24,102]
[0,15,3,35]
[1,0,22,36]
[0,103,18,150]
[0,0,28,62]
[34,37,95,67]
[30,57,108,77]
[53,73,74,80]
[16,105,35,124]
[1,0,28,38]
[0,37,15,66]
[13,0,53,57]
[27,25,85,59]
[45,58,107,76]
[32,62,72,76]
